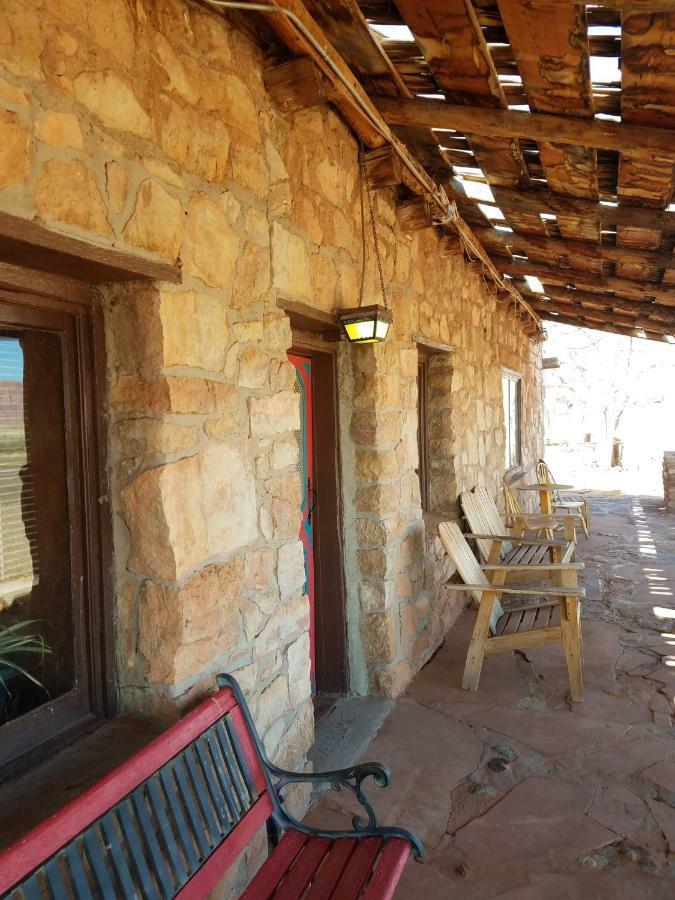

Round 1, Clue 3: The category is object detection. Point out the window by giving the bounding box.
[417,351,429,511]
[0,291,111,779]
[502,370,522,472]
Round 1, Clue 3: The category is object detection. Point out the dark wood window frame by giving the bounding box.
[0,214,179,782]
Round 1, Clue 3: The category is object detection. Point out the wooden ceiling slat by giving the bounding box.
[533,286,675,324]
[392,0,544,235]
[537,311,669,342]
[616,11,675,275]
[497,1,600,242]
[526,297,675,337]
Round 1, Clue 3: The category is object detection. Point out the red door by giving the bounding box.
[288,353,316,691]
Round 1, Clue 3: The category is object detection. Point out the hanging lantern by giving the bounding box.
[337,304,393,344]
[336,144,392,345]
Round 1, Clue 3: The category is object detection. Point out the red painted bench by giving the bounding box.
[0,674,422,898]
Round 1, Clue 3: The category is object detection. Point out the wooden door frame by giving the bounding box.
[290,337,348,695]
[0,283,114,781]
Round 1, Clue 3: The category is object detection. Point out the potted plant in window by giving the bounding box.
[0,620,50,700]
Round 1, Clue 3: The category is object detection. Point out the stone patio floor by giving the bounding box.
[306,492,675,897]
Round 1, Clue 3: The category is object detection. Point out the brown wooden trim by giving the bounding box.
[0,211,181,284]
[278,296,341,335]
[417,352,429,513]
[0,262,95,305]
[290,339,348,695]
[0,287,114,781]
[413,334,455,354]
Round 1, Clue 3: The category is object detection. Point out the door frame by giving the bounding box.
[0,283,114,781]
[290,337,348,695]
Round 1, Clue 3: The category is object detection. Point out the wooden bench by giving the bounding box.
[0,674,422,899]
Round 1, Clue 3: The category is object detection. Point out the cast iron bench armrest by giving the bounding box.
[216,674,424,859]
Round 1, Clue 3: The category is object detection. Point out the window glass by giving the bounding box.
[502,372,522,471]
[417,358,428,511]
[0,331,74,726]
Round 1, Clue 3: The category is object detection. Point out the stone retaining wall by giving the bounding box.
[0,0,543,770]
[665,452,675,511]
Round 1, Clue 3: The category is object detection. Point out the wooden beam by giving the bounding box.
[473,226,675,271]
[0,211,181,284]
[538,311,669,343]
[397,197,434,232]
[525,285,675,323]
[496,257,675,305]
[438,234,463,259]
[446,179,675,232]
[528,297,675,336]
[264,57,332,111]
[376,97,675,158]
[364,146,403,188]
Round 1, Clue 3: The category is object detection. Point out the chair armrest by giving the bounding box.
[518,514,581,525]
[481,562,584,572]
[463,533,569,547]
[448,583,585,597]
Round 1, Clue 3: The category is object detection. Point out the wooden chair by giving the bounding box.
[503,477,585,542]
[461,484,580,563]
[438,521,584,702]
[537,458,590,536]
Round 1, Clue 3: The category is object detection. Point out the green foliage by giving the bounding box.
[0,620,50,695]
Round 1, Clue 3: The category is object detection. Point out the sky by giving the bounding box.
[0,338,24,382]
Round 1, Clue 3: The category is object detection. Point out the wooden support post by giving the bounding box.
[364,146,403,189]
[397,197,434,232]
[264,57,332,112]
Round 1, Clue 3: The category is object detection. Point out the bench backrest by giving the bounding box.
[438,521,503,632]
[0,683,271,899]
[536,458,562,502]
[460,485,507,563]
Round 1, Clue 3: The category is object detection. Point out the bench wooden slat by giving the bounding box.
[183,744,222,844]
[64,842,96,900]
[220,718,257,804]
[275,836,331,899]
[205,729,243,821]
[100,811,140,897]
[84,826,120,896]
[176,793,274,900]
[147,775,188,884]
[169,757,213,859]
[303,837,358,899]
[194,736,233,830]
[159,768,201,873]
[332,836,384,900]
[45,856,70,900]
[229,704,268,797]
[116,800,159,900]
[362,838,411,900]
[240,828,307,900]
[131,786,176,896]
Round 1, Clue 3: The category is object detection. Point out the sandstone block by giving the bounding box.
[375,658,412,698]
[159,97,230,182]
[361,610,398,665]
[245,548,276,591]
[359,578,394,614]
[121,454,208,581]
[257,675,290,733]
[204,408,248,440]
[229,136,268,200]
[353,374,400,410]
[0,77,27,106]
[0,109,31,190]
[271,437,299,470]
[159,291,228,371]
[271,222,311,299]
[34,110,83,148]
[355,483,399,516]
[350,411,402,447]
[267,471,302,539]
[358,548,388,578]
[232,243,271,309]
[114,418,198,461]
[287,633,311,707]
[185,194,239,289]
[355,449,399,483]
[278,541,306,600]
[200,442,258,558]
[237,345,269,389]
[123,179,184,261]
[249,391,299,437]
[74,70,151,138]
[34,158,111,235]
[138,557,244,683]
[263,313,293,352]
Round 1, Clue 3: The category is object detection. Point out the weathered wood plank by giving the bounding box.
[376,98,675,158]
[538,310,669,342]
[523,285,675,323]
[528,298,675,336]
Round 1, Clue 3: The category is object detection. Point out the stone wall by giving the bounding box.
[0,0,543,770]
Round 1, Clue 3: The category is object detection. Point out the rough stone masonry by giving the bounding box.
[0,0,543,772]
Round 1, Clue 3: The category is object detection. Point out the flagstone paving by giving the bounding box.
[307,492,675,896]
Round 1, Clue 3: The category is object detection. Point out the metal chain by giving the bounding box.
[359,143,388,309]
